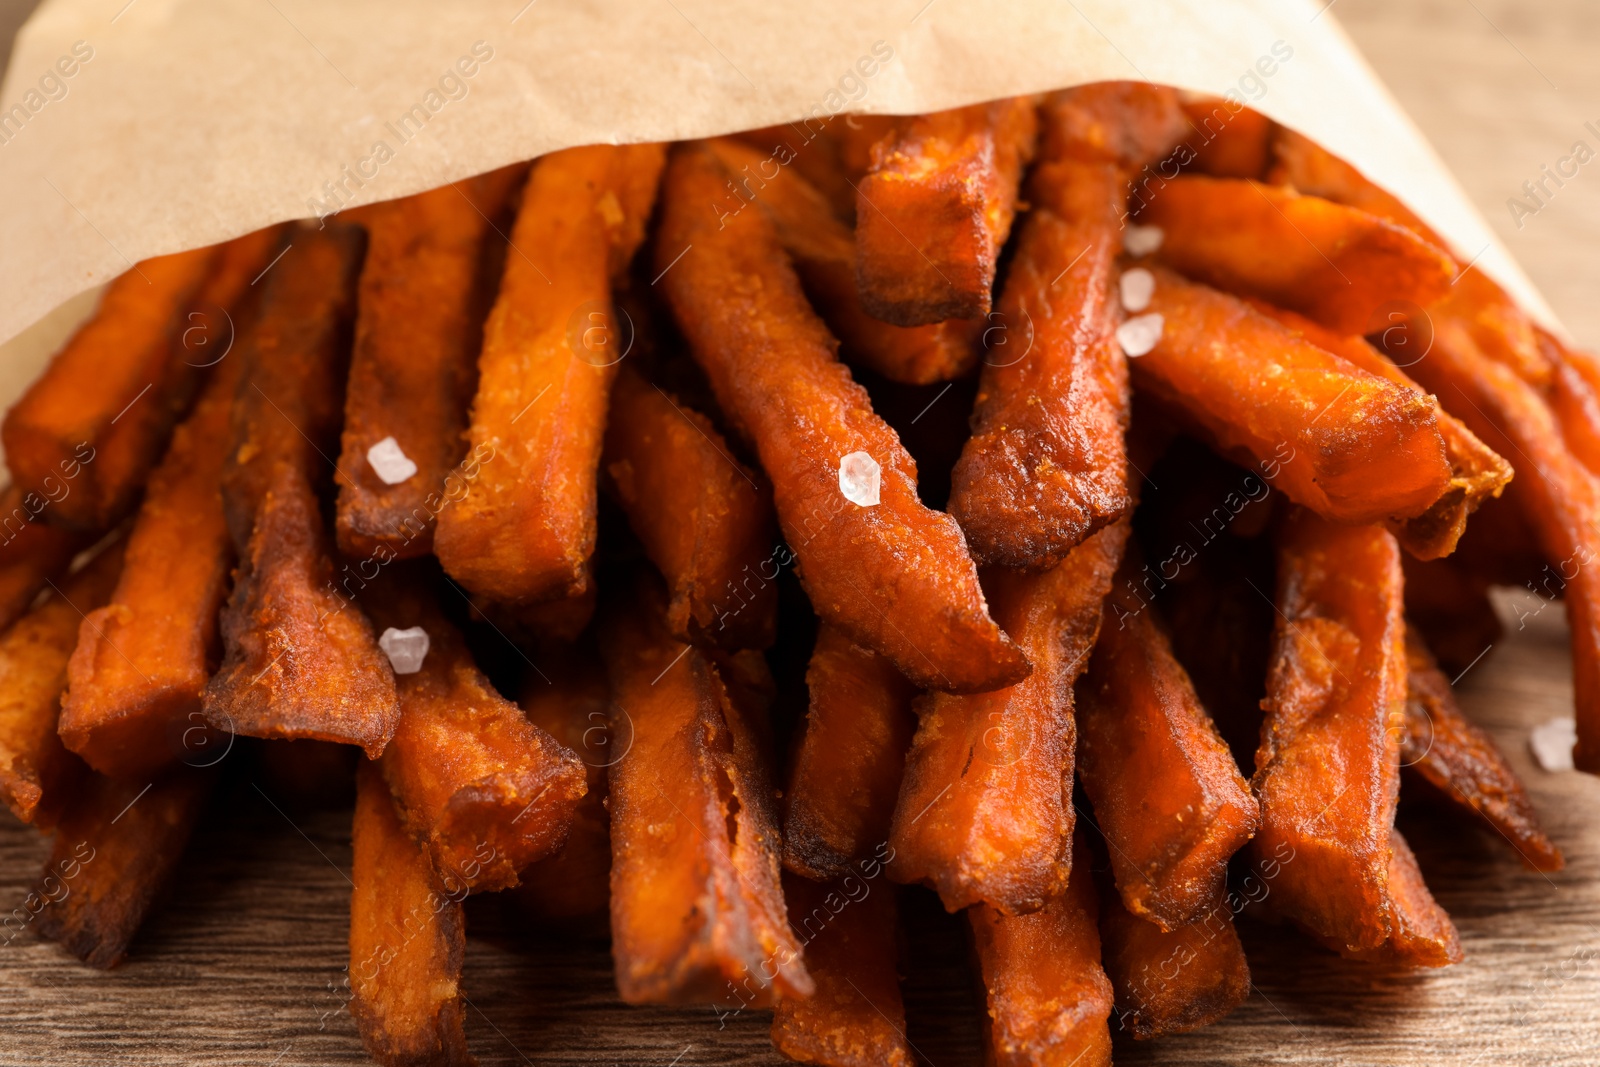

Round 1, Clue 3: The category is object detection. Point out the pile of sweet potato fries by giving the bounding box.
[1,82,1589,1065]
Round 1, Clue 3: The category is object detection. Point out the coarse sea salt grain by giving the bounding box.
[379,626,431,675]
[1119,267,1155,312]
[838,451,881,507]
[1116,313,1164,358]
[1123,224,1164,257]
[367,436,418,485]
[1530,716,1577,772]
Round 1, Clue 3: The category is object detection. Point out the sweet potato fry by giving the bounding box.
[783,624,917,881]
[1541,328,1600,476]
[336,166,525,560]
[706,137,982,384]
[1180,96,1272,179]
[34,764,216,968]
[0,540,122,828]
[1040,82,1191,174]
[771,873,910,1067]
[349,760,471,1067]
[602,364,778,649]
[854,97,1039,325]
[0,486,94,630]
[366,568,588,893]
[658,142,1027,693]
[3,229,283,529]
[734,123,857,221]
[1076,558,1259,931]
[947,157,1128,569]
[969,832,1113,1067]
[1133,269,1453,525]
[1249,509,1405,954]
[434,144,667,605]
[601,576,810,1005]
[59,350,244,779]
[1403,624,1563,871]
[891,521,1127,913]
[1325,830,1461,969]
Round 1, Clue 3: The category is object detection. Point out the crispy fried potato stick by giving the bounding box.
[1340,830,1461,968]
[350,760,472,1067]
[891,521,1127,913]
[1403,625,1563,871]
[1136,177,1457,334]
[947,157,1128,569]
[34,764,215,968]
[59,351,244,779]
[601,577,810,1005]
[1540,328,1600,476]
[434,144,666,605]
[336,166,525,560]
[783,624,916,882]
[1249,509,1405,954]
[734,124,858,221]
[1180,96,1272,179]
[1077,560,1258,931]
[658,143,1027,693]
[771,873,910,1067]
[0,486,94,631]
[854,97,1039,325]
[0,540,121,827]
[706,138,982,384]
[602,364,777,649]
[1039,83,1192,172]
[3,229,284,529]
[367,570,587,893]
[970,832,1113,1067]
[1134,269,1452,525]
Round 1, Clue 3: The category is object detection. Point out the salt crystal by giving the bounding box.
[367,436,418,485]
[1530,716,1577,772]
[379,626,430,675]
[1119,268,1155,312]
[838,451,881,507]
[1117,313,1164,358]
[1123,224,1164,257]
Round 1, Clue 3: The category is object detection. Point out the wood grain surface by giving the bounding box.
[3,1,1600,1064]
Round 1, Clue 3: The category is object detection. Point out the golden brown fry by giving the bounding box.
[947,156,1128,569]
[336,166,525,560]
[970,832,1113,1067]
[1249,509,1405,954]
[658,142,1027,693]
[59,350,244,779]
[350,760,472,1067]
[1077,559,1258,931]
[1541,328,1600,476]
[1040,82,1191,173]
[601,576,810,1006]
[602,364,777,649]
[1403,624,1563,871]
[0,486,94,631]
[783,624,916,882]
[34,764,216,968]
[1180,96,1272,179]
[1134,269,1453,525]
[1137,177,1457,334]
[854,97,1039,325]
[1329,830,1461,969]
[891,522,1127,913]
[434,144,667,605]
[0,541,121,828]
[367,570,587,893]
[771,873,910,1067]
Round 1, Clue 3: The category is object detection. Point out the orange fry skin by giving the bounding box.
[1040,83,1192,171]
[1180,96,1272,179]
[658,142,1028,694]
[890,521,1127,914]
[60,353,244,779]
[1077,571,1259,932]
[350,760,472,1067]
[0,541,122,828]
[434,144,667,605]
[0,487,94,631]
[602,364,778,650]
[1249,509,1405,954]
[336,166,525,561]
[34,765,216,968]
[1134,269,1452,525]
[1099,885,1251,1039]
[854,97,1039,326]
[771,873,910,1067]
[601,578,811,1006]
[1137,176,1457,335]
[783,624,916,882]
[948,157,1128,569]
